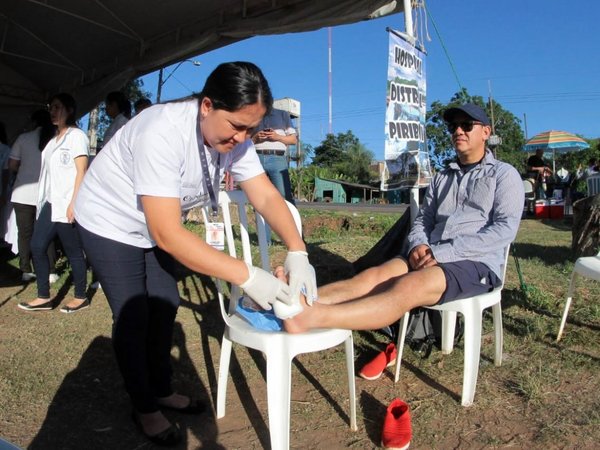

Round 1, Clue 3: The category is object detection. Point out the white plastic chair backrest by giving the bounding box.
[522,179,534,196]
[498,246,511,290]
[211,189,301,321]
[588,174,600,196]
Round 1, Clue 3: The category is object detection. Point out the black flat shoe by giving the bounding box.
[159,398,206,415]
[59,298,90,313]
[17,299,54,311]
[131,411,182,447]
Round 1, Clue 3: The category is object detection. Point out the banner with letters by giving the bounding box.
[382,30,431,190]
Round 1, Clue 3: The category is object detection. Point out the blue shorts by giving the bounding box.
[437,260,500,304]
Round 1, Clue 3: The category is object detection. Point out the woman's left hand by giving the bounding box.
[284,251,318,305]
[66,203,75,223]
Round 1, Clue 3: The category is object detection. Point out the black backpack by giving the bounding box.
[388,308,463,359]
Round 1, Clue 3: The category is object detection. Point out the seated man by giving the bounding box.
[284,104,524,333]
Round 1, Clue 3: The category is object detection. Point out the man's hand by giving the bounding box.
[408,244,438,270]
[252,129,277,144]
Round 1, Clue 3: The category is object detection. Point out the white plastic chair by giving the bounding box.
[523,179,535,214]
[394,246,511,406]
[587,174,600,196]
[557,250,600,341]
[212,189,357,450]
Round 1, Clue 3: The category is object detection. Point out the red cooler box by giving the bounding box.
[535,200,564,219]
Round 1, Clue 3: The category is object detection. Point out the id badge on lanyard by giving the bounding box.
[196,113,225,250]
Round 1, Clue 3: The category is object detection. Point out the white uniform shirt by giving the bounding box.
[103,113,129,146]
[37,127,89,222]
[254,108,296,152]
[74,99,264,248]
[9,128,43,205]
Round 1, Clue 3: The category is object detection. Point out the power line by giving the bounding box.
[424,4,463,92]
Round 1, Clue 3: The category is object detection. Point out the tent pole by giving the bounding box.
[403,0,419,223]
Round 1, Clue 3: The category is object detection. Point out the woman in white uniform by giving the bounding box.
[74,62,316,446]
[18,93,90,313]
[8,110,58,281]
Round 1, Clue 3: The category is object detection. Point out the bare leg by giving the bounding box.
[284,266,447,333]
[317,258,410,305]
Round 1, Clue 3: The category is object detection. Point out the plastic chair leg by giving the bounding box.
[394,311,410,382]
[441,311,458,354]
[460,309,482,407]
[344,335,358,431]
[557,271,578,341]
[266,353,293,450]
[492,303,503,366]
[216,336,233,419]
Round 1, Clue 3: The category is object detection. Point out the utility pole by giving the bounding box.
[156,68,164,103]
[487,80,502,155]
[87,106,99,154]
[328,27,333,135]
[156,60,201,103]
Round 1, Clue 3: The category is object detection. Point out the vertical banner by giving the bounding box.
[382,30,431,190]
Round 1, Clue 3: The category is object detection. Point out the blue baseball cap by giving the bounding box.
[443,103,490,126]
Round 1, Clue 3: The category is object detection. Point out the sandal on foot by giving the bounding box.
[131,411,181,447]
[159,397,206,415]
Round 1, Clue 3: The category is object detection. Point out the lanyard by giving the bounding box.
[196,113,220,217]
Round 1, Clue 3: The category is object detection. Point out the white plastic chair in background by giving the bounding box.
[587,174,600,196]
[394,246,511,406]
[523,179,535,215]
[557,250,600,341]
[212,189,357,450]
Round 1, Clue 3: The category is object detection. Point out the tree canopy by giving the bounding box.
[311,130,375,183]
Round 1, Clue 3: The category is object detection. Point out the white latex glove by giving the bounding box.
[239,263,291,310]
[284,251,318,306]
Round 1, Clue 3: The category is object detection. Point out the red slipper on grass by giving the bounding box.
[381,398,412,450]
[359,343,397,380]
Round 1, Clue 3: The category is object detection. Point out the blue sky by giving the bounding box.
[138,0,600,162]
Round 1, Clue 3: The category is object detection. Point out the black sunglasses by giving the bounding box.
[447,120,483,134]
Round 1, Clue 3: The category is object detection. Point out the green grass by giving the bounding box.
[0,212,599,449]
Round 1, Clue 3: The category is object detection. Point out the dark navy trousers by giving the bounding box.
[77,224,180,413]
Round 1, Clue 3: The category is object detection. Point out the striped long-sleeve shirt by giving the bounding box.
[407,150,524,280]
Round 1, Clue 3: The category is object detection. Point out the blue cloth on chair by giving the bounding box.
[236,297,283,331]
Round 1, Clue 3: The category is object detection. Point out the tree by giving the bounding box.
[311,130,375,183]
[312,131,360,167]
[426,89,526,171]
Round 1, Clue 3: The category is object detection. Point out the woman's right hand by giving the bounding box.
[239,263,292,310]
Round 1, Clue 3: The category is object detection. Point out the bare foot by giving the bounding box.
[135,410,172,437]
[63,298,87,309]
[273,266,318,334]
[25,298,52,307]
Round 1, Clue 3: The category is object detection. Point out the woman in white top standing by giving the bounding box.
[74,62,317,446]
[8,110,59,281]
[18,93,90,313]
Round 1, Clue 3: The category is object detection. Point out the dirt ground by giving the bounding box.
[1,215,598,449]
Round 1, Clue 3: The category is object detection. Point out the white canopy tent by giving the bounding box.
[0,0,403,139]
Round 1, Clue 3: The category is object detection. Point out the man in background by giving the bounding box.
[252,108,297,204]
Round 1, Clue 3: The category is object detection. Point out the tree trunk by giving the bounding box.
[572,194,600,258]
